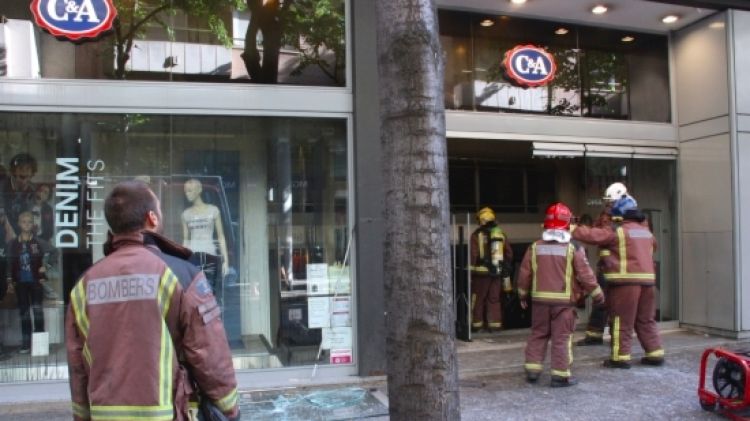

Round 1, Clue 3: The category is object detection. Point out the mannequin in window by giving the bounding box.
[182,179,229,291]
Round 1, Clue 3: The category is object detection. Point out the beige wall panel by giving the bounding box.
[679,135,732,232]
[674,13,729,125]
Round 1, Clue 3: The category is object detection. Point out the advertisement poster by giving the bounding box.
[307,296,331,328]
[306,263,329,295]
[330,348,353,365]
[321,326,352,350]
[330,296,351,327]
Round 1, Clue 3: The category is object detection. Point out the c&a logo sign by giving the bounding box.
[502,45,557,88]
[30,0,117,41]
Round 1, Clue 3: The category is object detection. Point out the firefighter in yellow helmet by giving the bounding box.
[470,207,513,332]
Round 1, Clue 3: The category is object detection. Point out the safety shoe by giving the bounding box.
[550,376,578,388]
[576,336,604,346]
[603,359,631,369]
[525,370,540,383]
[641,357,665,366]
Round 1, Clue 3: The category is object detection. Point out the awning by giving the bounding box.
[532,142,677,160]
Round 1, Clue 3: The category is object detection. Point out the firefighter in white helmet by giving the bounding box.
[470,207,513,332]
[571,188,665,368]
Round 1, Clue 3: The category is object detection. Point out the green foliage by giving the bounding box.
[281,0,345,84]
[111,0,244,78]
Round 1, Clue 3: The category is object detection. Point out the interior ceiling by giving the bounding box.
[436,0,718,34]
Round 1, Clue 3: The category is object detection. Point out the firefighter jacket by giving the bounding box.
[65,231,239,421]
[572,220,657,285]
[470,223,513,276]
[517,239,602,306]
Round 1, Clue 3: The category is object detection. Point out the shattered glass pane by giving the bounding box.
[240,387,388,420]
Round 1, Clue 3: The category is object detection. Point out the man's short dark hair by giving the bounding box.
[105,180,158,234]
[10,153,37,173]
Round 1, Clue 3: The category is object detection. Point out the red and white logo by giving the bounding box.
[30,0,117,41]
[503,45,557,88]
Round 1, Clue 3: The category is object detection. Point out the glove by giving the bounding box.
[592,293,605,307]
[569,224,578,233]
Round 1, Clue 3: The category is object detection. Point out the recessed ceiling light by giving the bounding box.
[709,21,725,29]
[510,0,527,4]
[662,14,679,24]
[480,19,495,27]
[555,28,569,35]
[592,5,608,15]
[621,35,635,42]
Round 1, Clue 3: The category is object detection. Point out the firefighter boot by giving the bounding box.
[576,335,604,346]
[641,357,665,366]
[525,369,540,384]
[603,359,631,369]
[550,375,578,388]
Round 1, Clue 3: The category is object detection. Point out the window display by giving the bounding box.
[0,111,351,382]
[0,0,346,86]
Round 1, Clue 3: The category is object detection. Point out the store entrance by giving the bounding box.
[448,138,678,341]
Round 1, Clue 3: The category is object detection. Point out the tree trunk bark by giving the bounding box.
[375,1,460,420]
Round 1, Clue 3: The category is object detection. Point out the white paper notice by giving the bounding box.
[321,326,352,350]
[330,296,351,327]
[307,296,331,328]
[306,263,329,295]
[32,331,49,357]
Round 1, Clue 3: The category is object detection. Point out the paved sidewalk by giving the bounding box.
[0,328,740,420]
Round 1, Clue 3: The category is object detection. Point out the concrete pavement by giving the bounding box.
[0,327,739,420]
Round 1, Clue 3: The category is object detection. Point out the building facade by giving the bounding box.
[0,0,747,399]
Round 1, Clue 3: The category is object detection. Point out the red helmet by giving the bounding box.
[544,202,573,230]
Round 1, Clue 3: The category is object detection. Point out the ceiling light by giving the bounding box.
[510,0,527,4]
[662,14,679,24]
[480,19,494,27]
[709,21,725,29]
[591,5,608,15]
[621,35,635,42]
[555,27,569,35]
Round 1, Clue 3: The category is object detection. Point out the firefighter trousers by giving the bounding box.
[608,284,663,362]
[584,273,608,339]
[471,275,502,329]
[524,304,576,378]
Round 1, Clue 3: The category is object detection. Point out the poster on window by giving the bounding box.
[306,263,329,295]
[321,326,351,350]
[307,296,330,328]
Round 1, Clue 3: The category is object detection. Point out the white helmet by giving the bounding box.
[603,182,628,202]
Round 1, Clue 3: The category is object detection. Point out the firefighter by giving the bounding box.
[65,180,239,421]
[470,207,513,332]
[571,188,665,369]
[518,202,604,387]
[576,199,624,346]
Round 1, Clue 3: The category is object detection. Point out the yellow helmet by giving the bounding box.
[476,207,496,224]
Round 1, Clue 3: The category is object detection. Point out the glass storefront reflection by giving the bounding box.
[0,0,346,86]
[439,9,670,122]
[0,112,350,381]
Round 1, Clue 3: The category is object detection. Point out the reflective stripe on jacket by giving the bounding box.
[66,231,238,421]
[572,220,657,285]
[517,239,601,305]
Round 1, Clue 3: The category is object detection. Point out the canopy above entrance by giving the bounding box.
[532,142,677,159]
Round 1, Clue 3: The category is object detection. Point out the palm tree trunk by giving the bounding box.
[375,1,460,420]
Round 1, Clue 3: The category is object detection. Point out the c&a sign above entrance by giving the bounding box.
[502,45,556,88]
[30,0,117,41]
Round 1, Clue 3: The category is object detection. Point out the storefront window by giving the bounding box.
[0,0,346,86]
[439,9,670,122]
[0,112,350,382]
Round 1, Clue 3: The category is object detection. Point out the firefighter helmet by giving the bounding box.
[476,207,496,224]
[610,195,638,217]
[544,202,573,230]
[603,182,628,202]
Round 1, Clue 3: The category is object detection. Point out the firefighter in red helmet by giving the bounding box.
[518,203,604,387]
[470,207,513,332]
[571,191,665,369]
